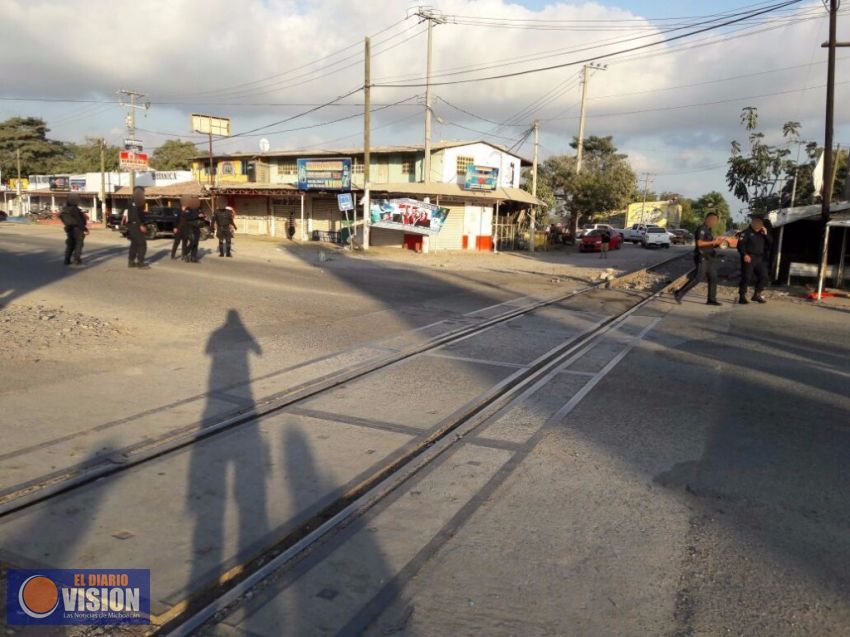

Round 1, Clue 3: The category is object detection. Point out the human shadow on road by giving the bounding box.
[184,310,271,603]
[231,425,395,637]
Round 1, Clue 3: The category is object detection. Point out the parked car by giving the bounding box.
[718,230,742,249]
[108,206,212,241]
[579,228,622,252]
[578,223,615,238]
[0,210,7,221]
[669,229,694,245]
[641,226,672,249]
[623,223,661,244]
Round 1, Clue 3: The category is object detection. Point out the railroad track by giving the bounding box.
[0,252,690,517]
[0,253,694,636]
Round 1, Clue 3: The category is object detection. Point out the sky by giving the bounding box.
[1,0,849,214]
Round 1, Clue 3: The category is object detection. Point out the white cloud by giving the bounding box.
[1,0,847,198]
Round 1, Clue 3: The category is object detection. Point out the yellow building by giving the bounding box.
[625,200,682,228]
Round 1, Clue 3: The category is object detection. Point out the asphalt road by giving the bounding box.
[5,223,845,636]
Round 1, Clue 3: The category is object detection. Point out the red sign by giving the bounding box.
[120,150,149,171]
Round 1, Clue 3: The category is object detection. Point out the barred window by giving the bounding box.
[401,160,414,174]
[456,155,474,176]
[353,161,364,174]
[278,160,297,175]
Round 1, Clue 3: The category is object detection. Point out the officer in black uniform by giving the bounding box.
[737,214,773,304]
[212,206,237,257]
[183,196,205,263]
[172,195,190,260]
[124,186,150,269]
[674,212,723,305]
[59,193,89,266]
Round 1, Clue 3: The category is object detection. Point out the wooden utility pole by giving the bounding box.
[99,138,106,224]
[15,148,22,217]
[531,120,540,253]
[117,90,149,192]
[575,63,607,175]
[416,8,446,184]
[816,1,850,299]
[363,36,372,250]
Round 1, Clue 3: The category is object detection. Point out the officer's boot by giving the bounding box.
[219,241,224,257]
[752,293,767,304]
[738,294,749,304]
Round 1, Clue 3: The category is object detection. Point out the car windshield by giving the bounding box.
[582,224,595,229]
[647,228,665,234]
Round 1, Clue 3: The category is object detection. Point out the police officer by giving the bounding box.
[123,186,150,269]
[212,206,237,257]
[737,215,772,304]
[59,192,88,266]
[171,195,190,260]
[674,212,724,306]
[183,196,205,263]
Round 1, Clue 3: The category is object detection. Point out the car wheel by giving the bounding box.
[720,241,729,249]
[144,225,157,240]
[199,226,212,241]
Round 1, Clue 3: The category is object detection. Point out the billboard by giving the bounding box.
[48,176,70,191]
[464,165,499,191]
[190,114,231,137]
[70,178,87,192]
[120,151,149,171]
[369,198,450,236]
[297,158,351,191]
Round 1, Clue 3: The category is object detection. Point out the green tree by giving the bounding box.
[693,191,732,230]
[535,136,636,235]
[727,107,811,214]
[0,117,67,180]
[51,137,121,173]
[150,139,198,171]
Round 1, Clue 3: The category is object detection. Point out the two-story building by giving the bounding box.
[191,141,541,250]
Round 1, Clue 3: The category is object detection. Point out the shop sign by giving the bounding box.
[297,158,351,191]
[464,165,499,191]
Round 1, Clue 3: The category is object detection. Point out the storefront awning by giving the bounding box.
[768,201,850,227]
[369,182,546,206]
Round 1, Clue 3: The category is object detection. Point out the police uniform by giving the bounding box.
[738,223,773,302]
[184,207,204,263]
[59,203,87,265]
[212,208,237,257]
[173,207,192,260]
[675,223,719,304]
[125,202,148,268]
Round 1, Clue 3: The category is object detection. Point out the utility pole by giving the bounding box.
[575,63,607,175]
[15,148,22,217]
[531,119,540,254]
[817,0,850,299]
[99,138,106,224]
[363,36,371,250]
[117,90,149,192]
[415,7,446,184]
[639,173,654,225]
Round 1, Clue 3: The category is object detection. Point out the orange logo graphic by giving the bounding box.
[18,575,60,619]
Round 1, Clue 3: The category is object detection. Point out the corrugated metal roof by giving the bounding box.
[369,182,545,206]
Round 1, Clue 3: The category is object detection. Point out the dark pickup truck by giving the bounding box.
[107,206,211,241]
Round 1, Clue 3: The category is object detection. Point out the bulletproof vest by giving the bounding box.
[60,205,82,227]
[214,210,231,227]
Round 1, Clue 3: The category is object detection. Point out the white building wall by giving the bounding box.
[437,143,522,188]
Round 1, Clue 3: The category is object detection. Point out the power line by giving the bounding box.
[373,1,805,87]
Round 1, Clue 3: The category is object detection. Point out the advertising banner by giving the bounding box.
[70,179,87,192]
[464,165,499,191]
[49,176,71,191]
[369,198,450,236]
[297,158,351,191]
[119,151,149,172]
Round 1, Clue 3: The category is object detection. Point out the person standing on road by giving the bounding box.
[59,193,89,266]
[737,215,773,304]
[172,196,190,260]
[674,212,724,306]
[184,196,204,263]
[123,186,150,269]
[212,206,237,257]
[599,228,611,260]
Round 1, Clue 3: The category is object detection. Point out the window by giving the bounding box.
[278,159,297,176]
[352,161,364,174]
[456,155,474,176]
[401,160,414,175]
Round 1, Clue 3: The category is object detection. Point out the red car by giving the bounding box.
[579,229,622,252]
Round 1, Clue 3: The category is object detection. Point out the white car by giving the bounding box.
[641,226,671,249]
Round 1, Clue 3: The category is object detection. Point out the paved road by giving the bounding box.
[7,223,844,636]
